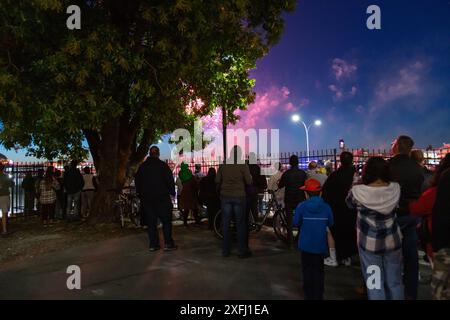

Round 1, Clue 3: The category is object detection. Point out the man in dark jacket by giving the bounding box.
[322,151,357,265]
[389,135,424,300]
[64,160,84,220]
[135,146,177,252]
[278,155,307,247]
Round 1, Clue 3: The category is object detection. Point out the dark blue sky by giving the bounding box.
[2,0,450,161]
[244,0,450,152]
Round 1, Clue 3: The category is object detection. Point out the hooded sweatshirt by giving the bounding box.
[347,182,402,254]
[293,196,334,254]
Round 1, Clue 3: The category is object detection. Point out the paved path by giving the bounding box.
[0,225,432,300]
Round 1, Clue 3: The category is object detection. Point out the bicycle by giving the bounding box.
[111,187,142,228]
[213,190,298,243]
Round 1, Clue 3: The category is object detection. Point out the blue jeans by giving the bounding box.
[221,197,248,255]
[396,215,419,299]
[359,248,404,300]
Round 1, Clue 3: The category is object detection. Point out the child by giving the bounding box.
[293,178,334,300]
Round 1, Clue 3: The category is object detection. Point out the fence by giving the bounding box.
[4,161,95,217]
[4,147,449,216]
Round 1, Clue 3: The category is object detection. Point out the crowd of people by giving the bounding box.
[135,135,449,300]
[0,160,97,231]
[1,134,449,300]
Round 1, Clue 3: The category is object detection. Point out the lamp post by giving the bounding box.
[291,114,322,162]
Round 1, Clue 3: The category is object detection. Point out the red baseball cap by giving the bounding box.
[300,179,322,192]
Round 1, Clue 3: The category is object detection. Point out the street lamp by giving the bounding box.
[291,114,322,161]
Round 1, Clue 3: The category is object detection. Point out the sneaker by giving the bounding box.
[149,246,161,252]
[341,257,352,267]
[164,245,178,252]
[324,257,338,267]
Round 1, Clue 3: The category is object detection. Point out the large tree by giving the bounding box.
[0,0,295,221]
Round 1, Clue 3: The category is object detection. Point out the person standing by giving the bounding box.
[293,179,334,300]
[322,151,357,267]
[178,163,201,227]
[246,153,267,223]
[81,167,96,219]
[389,135,424,300]
[38,166,60,227]
[411,149,433,192]
[64,161,84,221]
[347,157,404,300]
[175,174,183,219]
[278,155,307,247]
[199,168,220,230]
[194,164,205,181]
[431,167,450,300]
[135,146,177,252]
[34,168,45,216]
[267,162,285,208]
[54,170,65,219]
[216,145,253,258]
[306,161,328,186]
[21,172,36,216]
[0,163,14,235]
[409,154,450,266]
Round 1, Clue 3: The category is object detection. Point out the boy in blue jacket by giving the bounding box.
[293,178,334,300]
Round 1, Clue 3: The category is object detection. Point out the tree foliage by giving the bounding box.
[0,0,295,219]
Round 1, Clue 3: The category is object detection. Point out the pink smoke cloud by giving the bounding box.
[232,86,308,129]
[332,58,357,81]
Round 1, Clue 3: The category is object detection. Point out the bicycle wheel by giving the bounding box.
[273,210,288,243]
[213,210,223,239]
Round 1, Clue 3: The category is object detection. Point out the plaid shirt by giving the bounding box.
[38,179,60,204]
[346,190,402,254]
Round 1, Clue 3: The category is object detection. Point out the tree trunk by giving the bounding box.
[84,118,153,224]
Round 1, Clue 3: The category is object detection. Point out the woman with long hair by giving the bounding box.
[347,157,403,300]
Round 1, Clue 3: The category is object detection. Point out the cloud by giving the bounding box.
[331,58,357,81]
[232,86,308,129]
[374,61,423,105]
[328,58,358,102]
[328,84,344,101]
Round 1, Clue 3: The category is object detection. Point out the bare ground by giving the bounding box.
[0,216,143,264]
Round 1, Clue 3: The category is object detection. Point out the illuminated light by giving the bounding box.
[314,120,322,126]
[291,114,301,123]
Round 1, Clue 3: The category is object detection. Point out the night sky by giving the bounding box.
[2,0,450,161]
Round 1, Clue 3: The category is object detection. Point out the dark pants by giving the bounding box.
[41,203,56,221]
[301,251,324,300]
[285,205,296,247]
[206,201,220,229]
[397,215,419,299]
[142,198,175,248]
[221,196,248,255]
[24,191,35,215]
